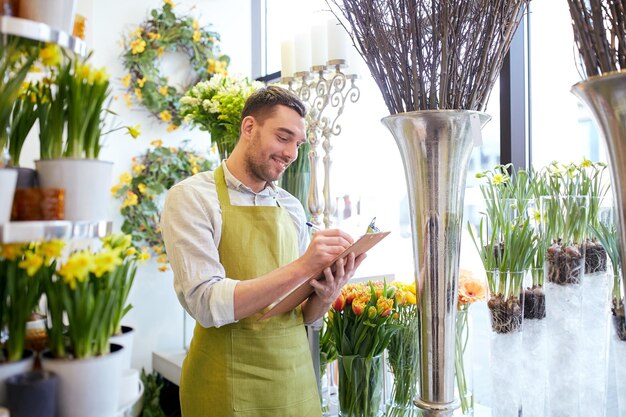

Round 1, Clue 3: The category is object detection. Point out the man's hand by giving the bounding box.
[309,252,367,304]
[298,228,354,274]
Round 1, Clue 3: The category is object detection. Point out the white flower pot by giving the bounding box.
[109,325,135,370]
[35,159,113,221]
[18,0,77,33]
[0,168,17,224]
[0,350,35,406]
[41,344,123,417]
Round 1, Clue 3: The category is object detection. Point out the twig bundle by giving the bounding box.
[568,0,626,78]
[327,0,528,114]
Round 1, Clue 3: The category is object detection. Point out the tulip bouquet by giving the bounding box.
[385,281,419,417]
[328,280,398,417]
[0,240,64,362]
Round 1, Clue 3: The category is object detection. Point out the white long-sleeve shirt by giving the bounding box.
[160,161,309,328]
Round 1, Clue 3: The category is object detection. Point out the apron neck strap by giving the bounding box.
[214,165,232,207]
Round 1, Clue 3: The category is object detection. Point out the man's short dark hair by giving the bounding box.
[241,85,306,124]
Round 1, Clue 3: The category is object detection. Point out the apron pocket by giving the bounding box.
[231,325,317,412]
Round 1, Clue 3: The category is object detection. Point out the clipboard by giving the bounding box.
[259,231,390,320]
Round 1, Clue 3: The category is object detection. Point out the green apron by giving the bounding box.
[179,165,321,417]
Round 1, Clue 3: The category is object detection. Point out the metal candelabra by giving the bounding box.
[283,59,361,228]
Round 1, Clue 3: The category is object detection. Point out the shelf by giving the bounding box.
[0,16,86,55]
[0,220,112,243]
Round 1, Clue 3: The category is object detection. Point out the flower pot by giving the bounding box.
[18,0,77,33]
[109,325,135,370]
[6,370,57,417]
[0,168,17,224]
[14,167,38,188]
[41,344,123,417]
[35,159,113,221]
[338,354,383,417]
[0,350,35,406]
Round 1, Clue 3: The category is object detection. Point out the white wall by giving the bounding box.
[21,0,251,372]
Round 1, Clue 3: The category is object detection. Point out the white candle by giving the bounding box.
[327,18,349,62]
[310,23,328,67]
[294,31,312,73]
[281,39,295,78]
[347,44,366,76]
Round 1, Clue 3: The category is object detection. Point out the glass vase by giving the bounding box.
[487,270,524,417]
[455,306,474,416]
[338,354,383,417]
[386,320,419,417]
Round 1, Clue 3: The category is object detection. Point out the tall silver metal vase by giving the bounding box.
[572,72,626,301]
[382,110,491,416]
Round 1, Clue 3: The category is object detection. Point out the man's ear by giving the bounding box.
[240,116,255,139]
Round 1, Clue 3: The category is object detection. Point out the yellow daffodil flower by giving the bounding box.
[192,30,201,43]
[39,44,61,67]
[150,139,163,147]
[1,244,23,261]
[130,39,146,55]
[39,240,66,264]
[157,254,168,264]
[58,251,95,288]
[126,125,141,139]
[92,249,123,278]
[137,183,148,195]
[111,183,122,195]
[121,191,139,208]
[119,172,132,185]
[159,85,169,96]
[122,74,131,88]
[166,124,178,132]
[158,265,169,272]
[134,88,143,101]
[132,164,146,175]
[137,77,146,88]
[159,110,172,123]
[163,0,175,6]
[123,93,132,108]
[18,252,44,277]
[192,19,200,30]
[147,32,161,41]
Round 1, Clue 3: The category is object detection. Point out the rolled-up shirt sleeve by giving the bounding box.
[161,182,238,328]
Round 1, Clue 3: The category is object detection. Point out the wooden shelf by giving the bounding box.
[0,16,86,55]
[0,220,112,243]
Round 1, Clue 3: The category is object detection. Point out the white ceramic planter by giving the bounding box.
[0,350,35,406]
[41,344,123,417]
[35,159,113,221]
[18,0,77,33]
[0,168,17,224]
[109,325,135,371]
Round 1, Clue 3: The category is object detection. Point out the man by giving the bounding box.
[161,85,366,417]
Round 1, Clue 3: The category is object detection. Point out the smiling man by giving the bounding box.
[161,85,366,417]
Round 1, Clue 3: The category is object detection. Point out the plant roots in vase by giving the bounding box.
[584,239,607,274]
[487,295,522,334]
[523,285,546,320]
[546,241,584,285]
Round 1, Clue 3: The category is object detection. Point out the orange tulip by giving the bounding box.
[333,294,346,311]
[352,299,366,316]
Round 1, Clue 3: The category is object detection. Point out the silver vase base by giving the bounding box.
[413,397,460,417]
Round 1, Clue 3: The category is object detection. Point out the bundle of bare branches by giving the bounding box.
[327,0,528,114]
[568,0,626,78]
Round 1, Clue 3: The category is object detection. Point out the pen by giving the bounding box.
[305,221,322,231]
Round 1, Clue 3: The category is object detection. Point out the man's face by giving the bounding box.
[244,105,306,184]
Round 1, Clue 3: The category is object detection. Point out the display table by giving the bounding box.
[152,351,186,387]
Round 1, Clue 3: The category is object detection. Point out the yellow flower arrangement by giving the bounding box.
[120,0,230,127]
[44,234,141,359]
[112,141,214,270]
[0,240,64,362]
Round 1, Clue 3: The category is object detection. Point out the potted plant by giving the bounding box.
[0,37,38,223]
[40,233,143,417]
[34,52,139,221]
[180,73,264,161]
[469,164,536,417]
[0,240,63,405]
